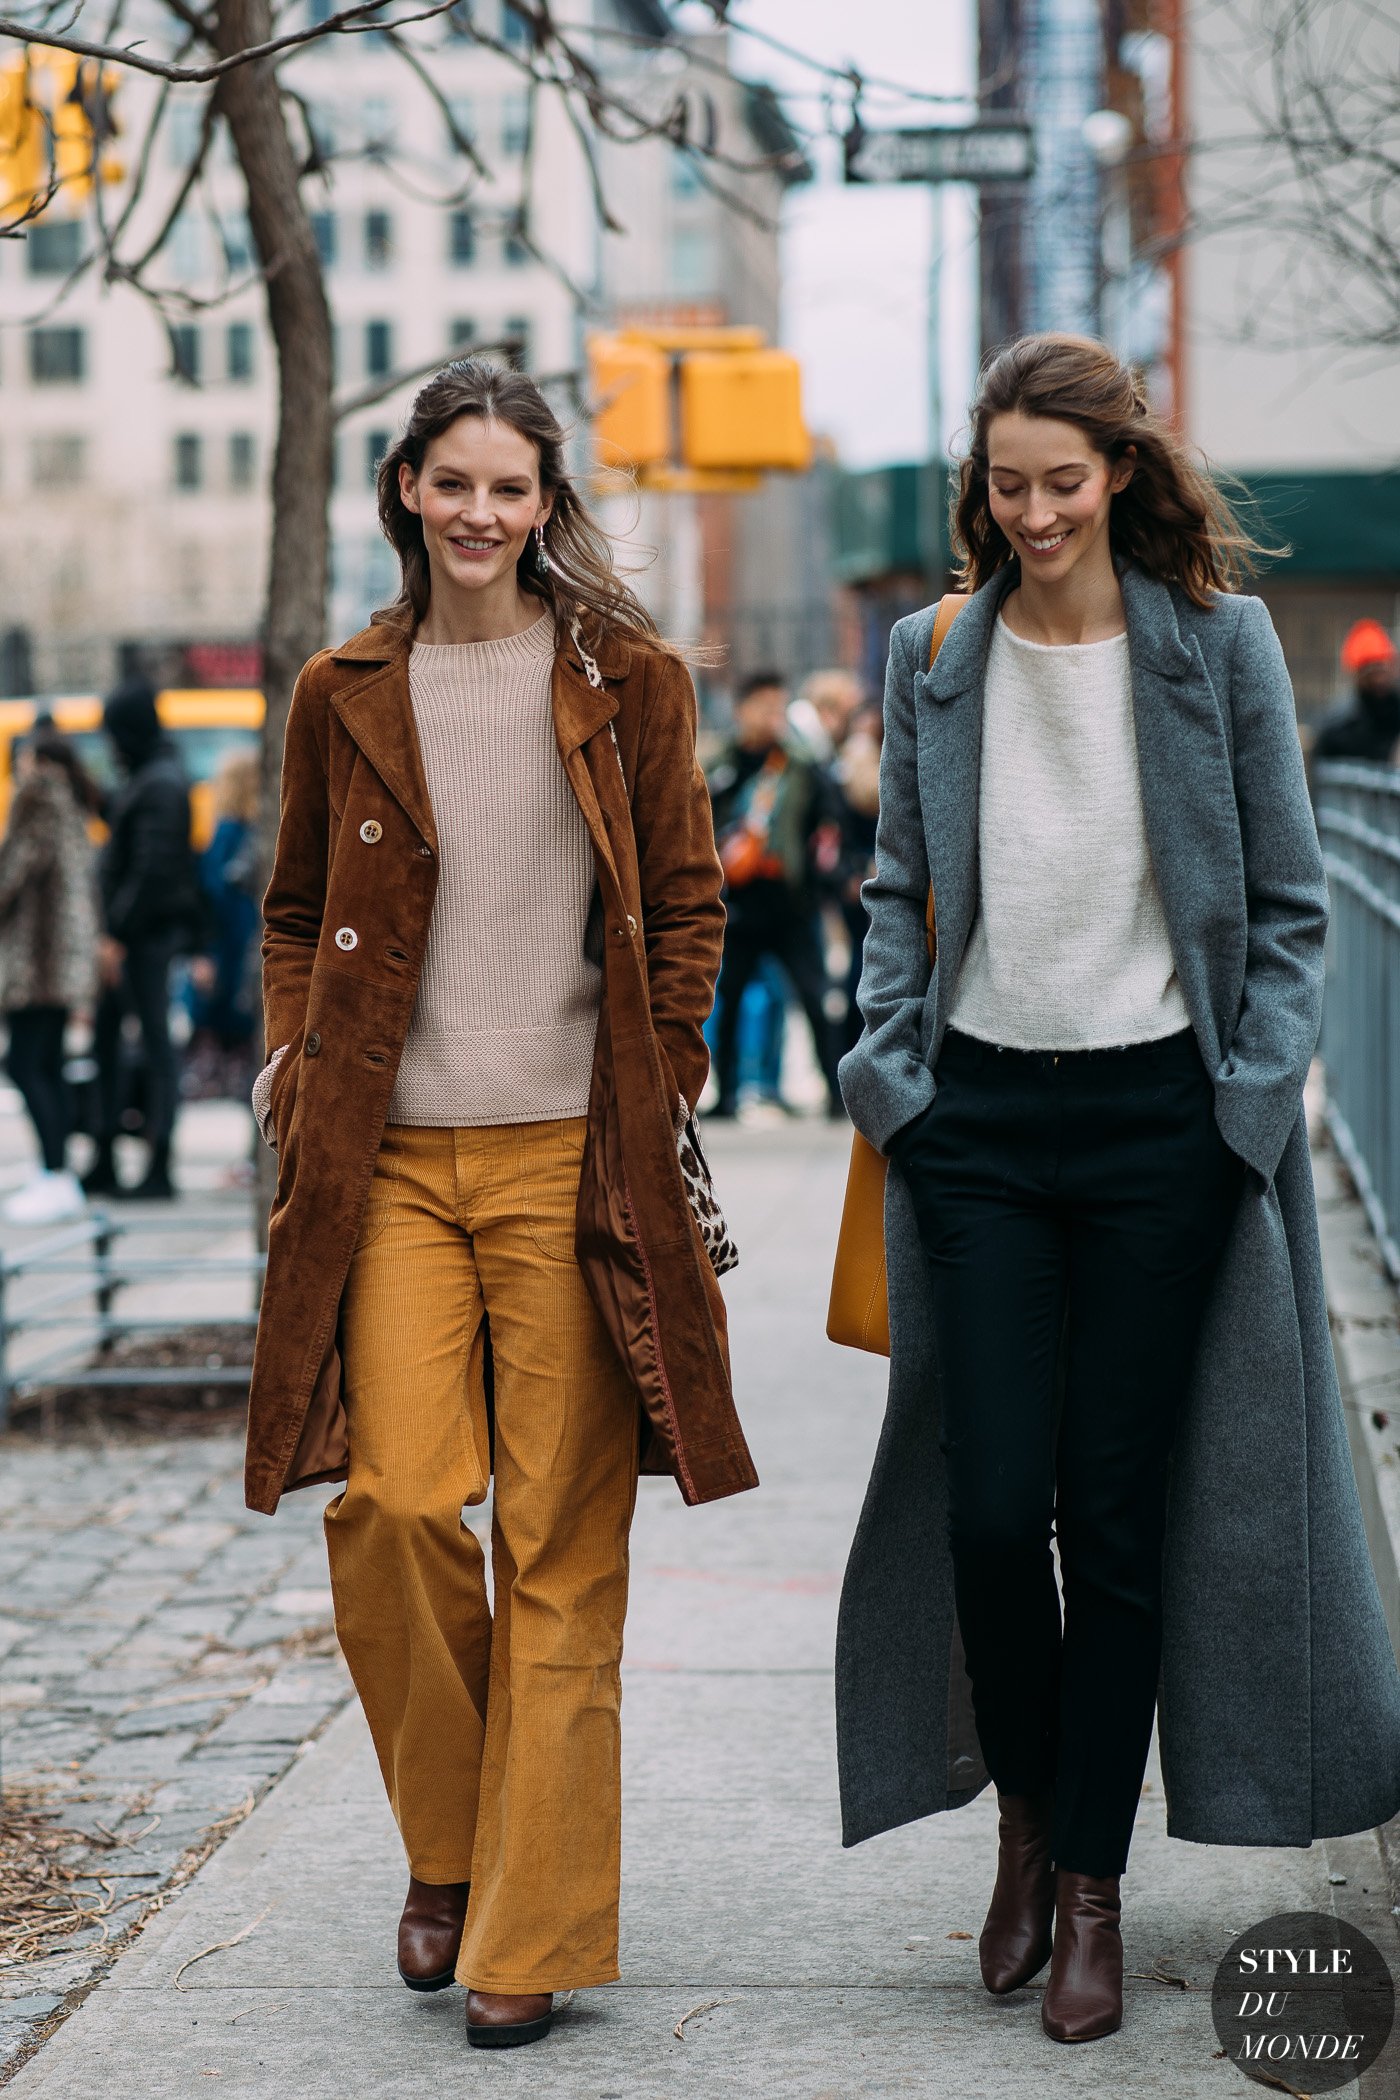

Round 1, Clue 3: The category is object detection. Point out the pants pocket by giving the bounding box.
[353,1129,406,1253]
[519,1118,588,1263]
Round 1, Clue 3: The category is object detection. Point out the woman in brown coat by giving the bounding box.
[249,360,756,2050]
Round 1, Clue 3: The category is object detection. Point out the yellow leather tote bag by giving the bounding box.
[827,592,967,1354]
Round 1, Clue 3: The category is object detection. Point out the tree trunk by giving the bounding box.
[213,0,334,1231]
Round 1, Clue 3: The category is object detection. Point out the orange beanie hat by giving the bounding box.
[1341,619,1399,673]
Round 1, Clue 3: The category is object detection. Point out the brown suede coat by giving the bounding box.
[245,617,759,1516]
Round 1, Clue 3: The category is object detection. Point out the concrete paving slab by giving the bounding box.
[6,1121,1398,2097]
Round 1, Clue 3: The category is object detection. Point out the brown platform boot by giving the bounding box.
[978,1790,1056,1994]
[1041,1869,1123,2042]
[465,1990,554,2049]
[396,1875,471,1992]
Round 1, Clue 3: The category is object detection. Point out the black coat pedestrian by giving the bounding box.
[98,694,202,949]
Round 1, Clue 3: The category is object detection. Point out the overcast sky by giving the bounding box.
[674,0,979,470]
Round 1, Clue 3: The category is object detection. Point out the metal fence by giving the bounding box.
[1315,760,1400,1281]
[0,1207,263,1428]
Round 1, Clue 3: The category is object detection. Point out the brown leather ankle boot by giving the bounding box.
[396,1875,471,1991]
[1041,1869,1123,2041]
[466,1990,554,2048]
[978,1790,1055,1994]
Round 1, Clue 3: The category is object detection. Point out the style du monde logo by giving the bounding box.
[1211,1911,1394,2090]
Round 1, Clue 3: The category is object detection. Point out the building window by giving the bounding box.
[501,92,530,155]
[362,98,394,154]
[670,224,709,296]
[222,212,255,273]
[30,434,87,487]
[168,101,204,168]
[229,432,256,490]
[449,318,476,353]
[501,1,532,47]
[449,209,475,266]
[364,209,394,269]
[174,432,203,490]
[503,225,530,267]
[504,316,530,370]
[311,211,337,268]
[171,212,203,280]
[671,148,704,198]
[29,327,85,384]
[26,219,83,277]
[306,101,338,158]
[365,320,393,379]
[366,429,390,487]
[170,323,201,384]
[227,321,254,383]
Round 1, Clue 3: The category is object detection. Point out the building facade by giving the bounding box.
[0,0,821,703]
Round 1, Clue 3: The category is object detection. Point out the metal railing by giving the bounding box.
[1315,760,1400,1281]
[0,1207,264,1428]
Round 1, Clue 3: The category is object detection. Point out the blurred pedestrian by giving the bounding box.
[706,670,844,1119]
[248,359,755,2050]
[1311,618,1400,763]
[838,333,1400,2047]
[84,680,204,1202]
[800,666,864,759]
[184,748,260,1099]
[0,723,99,1224]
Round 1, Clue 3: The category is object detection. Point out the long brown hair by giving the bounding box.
[375,359,675,655]
[952,334,1281,607]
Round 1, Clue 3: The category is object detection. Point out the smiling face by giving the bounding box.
[398,413,552,608]
[985,410,1133,586]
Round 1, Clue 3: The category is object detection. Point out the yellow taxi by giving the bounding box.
[0,689,264,848]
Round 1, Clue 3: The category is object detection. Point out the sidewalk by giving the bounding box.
[4,1119,1399,2098]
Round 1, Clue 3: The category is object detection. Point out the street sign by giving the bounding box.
[844,123,1034,186]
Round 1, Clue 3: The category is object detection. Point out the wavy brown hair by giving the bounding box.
[374,359,676,655]
[952,334,1281,607]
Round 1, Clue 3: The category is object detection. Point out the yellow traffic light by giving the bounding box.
[589,335,670,470]
[0,56,44,214]
[0,51,123,215]
[51,55,93,197]
[680,349,811,473]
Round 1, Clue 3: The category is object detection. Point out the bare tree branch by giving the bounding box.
[0,0,457,83]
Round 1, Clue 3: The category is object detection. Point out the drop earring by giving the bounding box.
[535,522,549,575]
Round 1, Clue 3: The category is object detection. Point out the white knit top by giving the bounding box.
[386,615,602,1125]
[948,613,1189,1052]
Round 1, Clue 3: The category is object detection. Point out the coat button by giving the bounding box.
[335,927,358,952]
[305,1031,321,1056]
[419,844,434,859]
[359,820,383,844]
[627,913,638,937]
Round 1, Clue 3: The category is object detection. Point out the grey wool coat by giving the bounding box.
[836,561,1400,1852]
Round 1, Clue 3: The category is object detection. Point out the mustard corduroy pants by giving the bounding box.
[324,1118,640,1994]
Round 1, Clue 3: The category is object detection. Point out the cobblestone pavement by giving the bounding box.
[0,1426,346,2081]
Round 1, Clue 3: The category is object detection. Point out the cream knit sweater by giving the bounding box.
[948,614,1189,1052]
[386,615,602,1125]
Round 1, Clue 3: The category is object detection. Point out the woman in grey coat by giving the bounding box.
[838,334,1400,2045]
[0,724,100,1224]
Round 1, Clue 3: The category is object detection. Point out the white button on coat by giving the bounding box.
[334,927,358,952]
[359,820,383,844]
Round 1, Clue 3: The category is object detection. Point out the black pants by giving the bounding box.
[714,911,842,1113]
[5,1006,71,1172]
[93,934,181,1148]
[900,1027,1244,1877]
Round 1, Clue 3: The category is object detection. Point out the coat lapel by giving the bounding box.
[329,629,438,852]
[918,572,1012,1017]
[1120,566,1247,1052]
